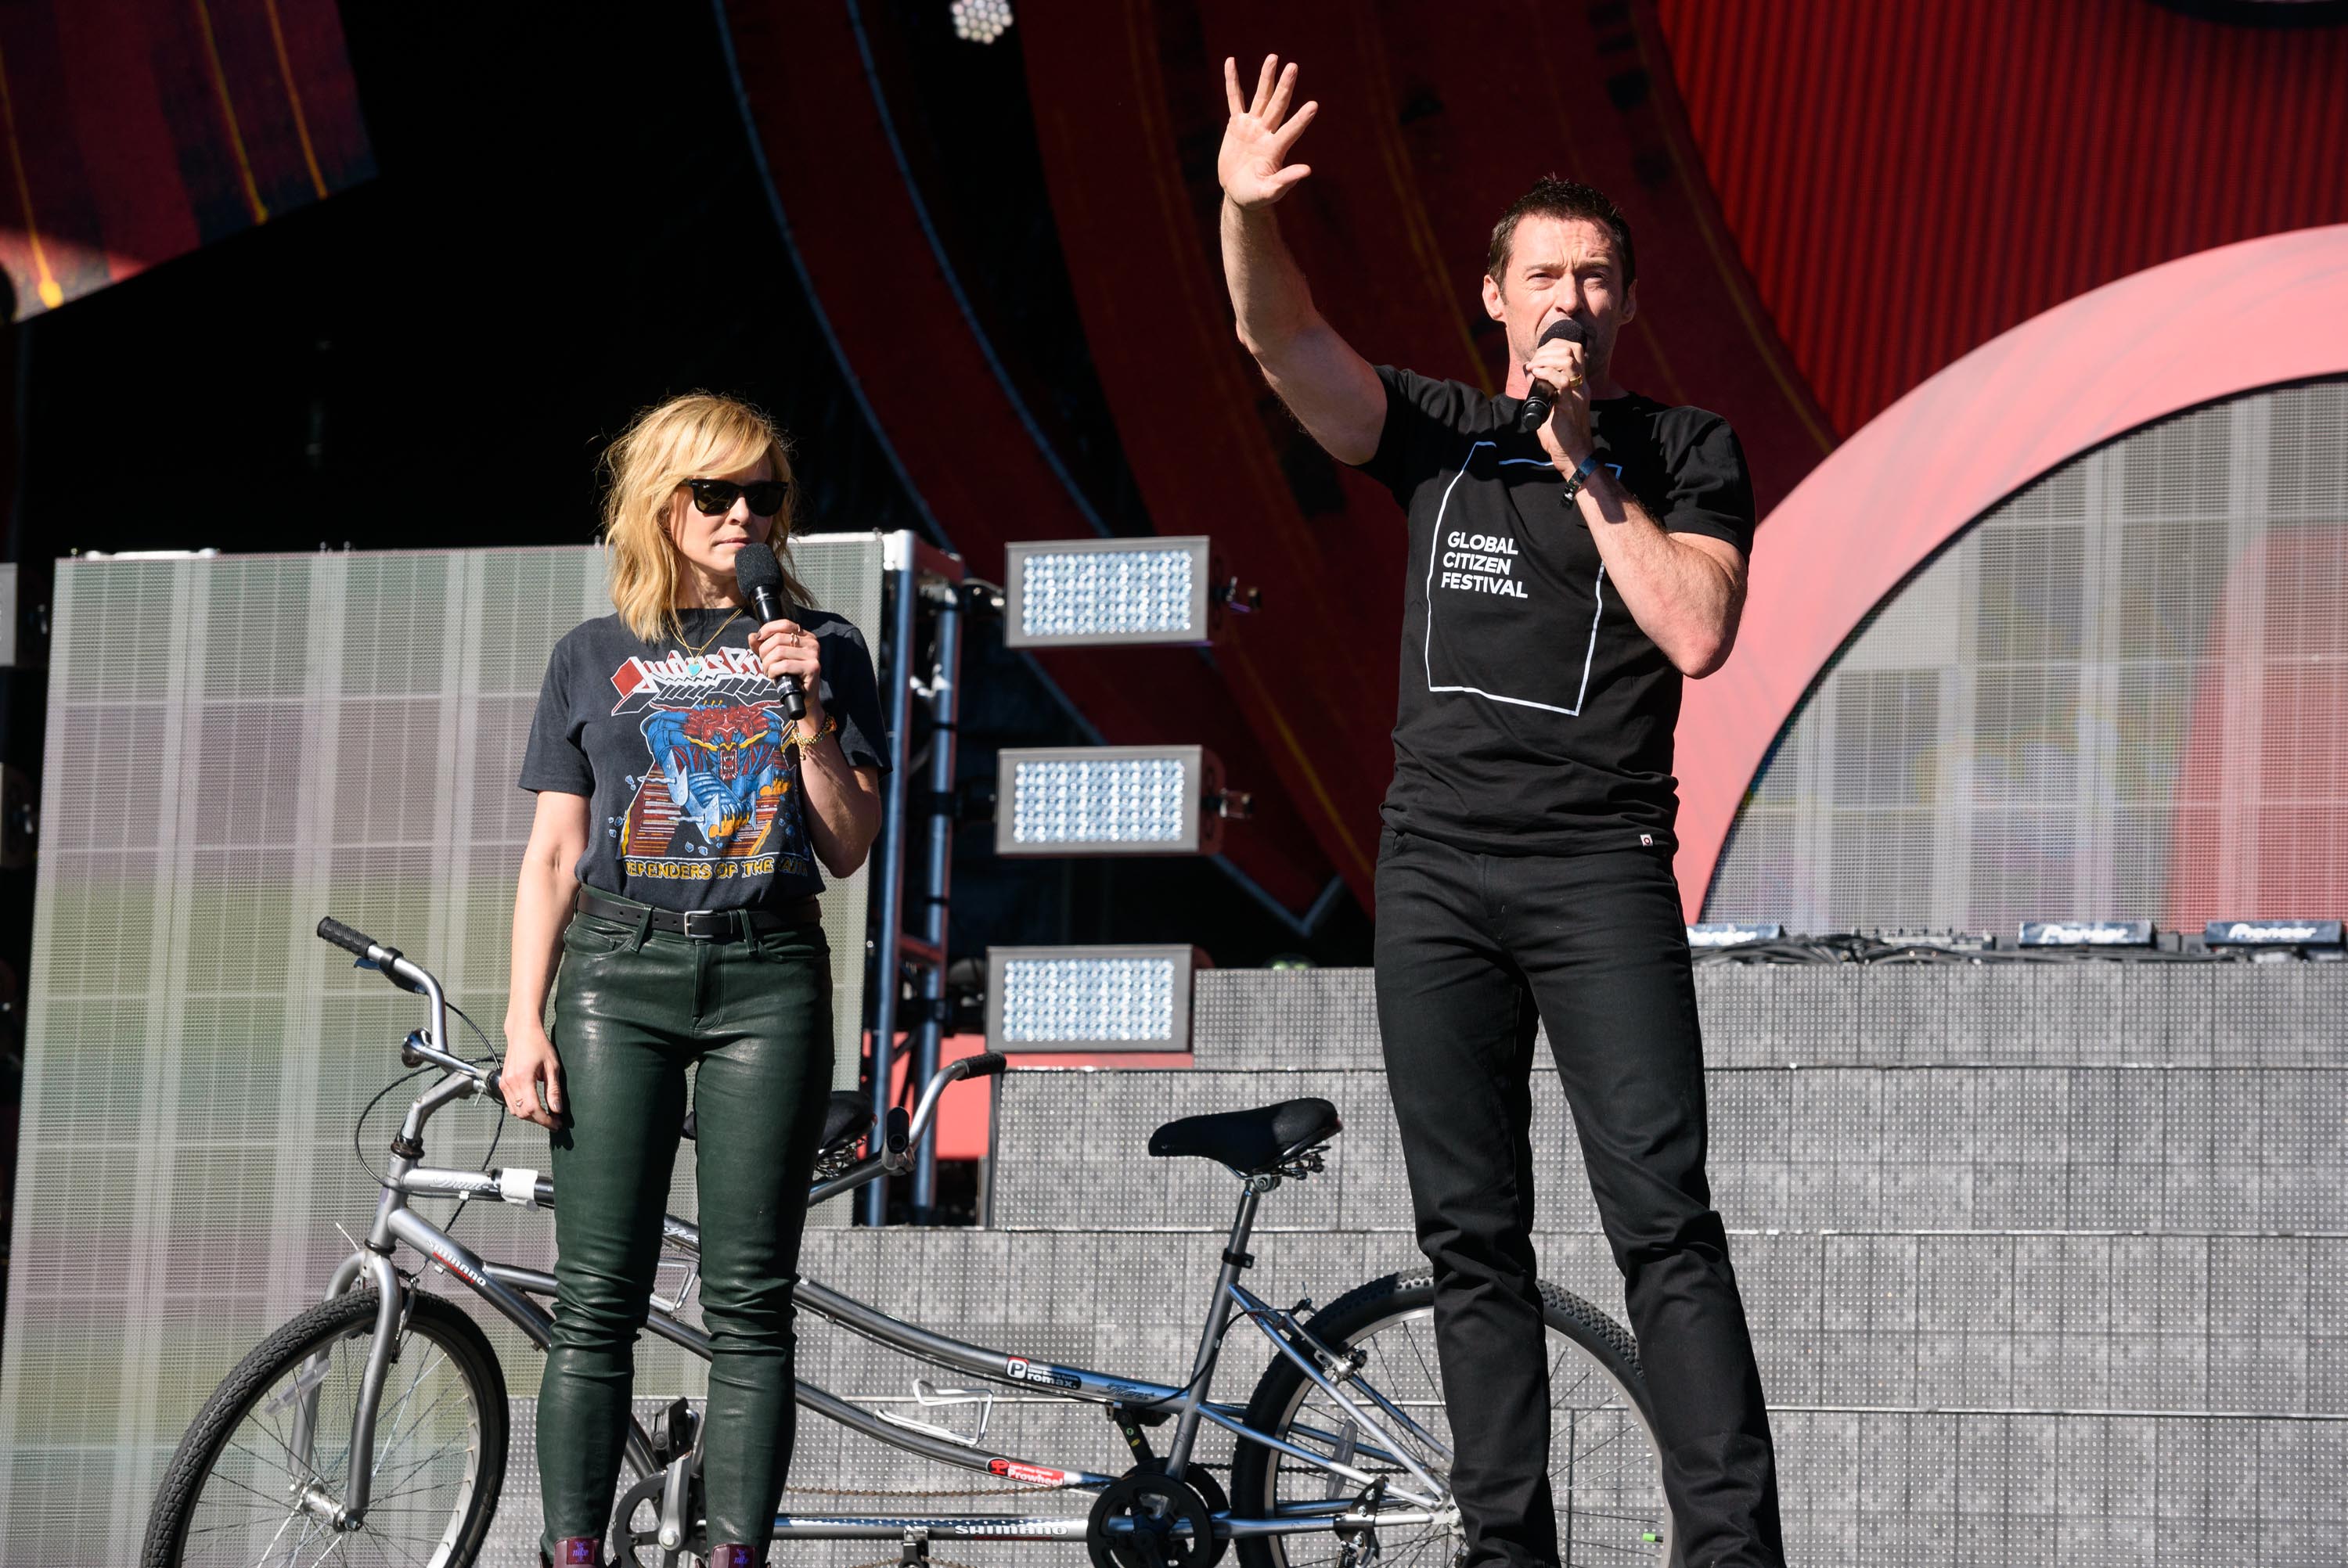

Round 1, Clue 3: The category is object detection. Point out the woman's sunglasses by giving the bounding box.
[686,477,790,517]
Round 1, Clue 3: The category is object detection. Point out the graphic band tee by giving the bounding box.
[520,605,889,910]
[1356,365,1756,857]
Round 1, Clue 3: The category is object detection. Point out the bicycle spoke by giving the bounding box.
[200,1461,311,1514]
[281,1513,329,1568]
[366,1383,470,1485]
[225,1418,330,1490]
[256,1505,305,1568]
[369,1343,445,1481]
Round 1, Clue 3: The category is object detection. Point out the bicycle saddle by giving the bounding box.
[681,1090,871,1149]
[1148,1098,1341,1176]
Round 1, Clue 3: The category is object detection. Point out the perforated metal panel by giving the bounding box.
[0,539,883,1565]
[1709,378,2348,933]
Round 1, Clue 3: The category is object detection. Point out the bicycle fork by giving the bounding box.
[297,1248,408,1530]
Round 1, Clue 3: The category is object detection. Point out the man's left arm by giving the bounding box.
[1565,468,1745,679]
[1529,339,1748,678]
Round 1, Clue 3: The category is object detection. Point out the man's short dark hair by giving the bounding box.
[1486,176,1637,290]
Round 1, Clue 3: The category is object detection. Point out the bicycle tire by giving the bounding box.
[1228,1271,1670,1568]
[142,1286,509,1568]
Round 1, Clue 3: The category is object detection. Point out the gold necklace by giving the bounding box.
[678,606,741,656]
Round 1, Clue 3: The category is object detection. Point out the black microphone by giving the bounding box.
[733,541,808,722]
[1513,318,1588,435]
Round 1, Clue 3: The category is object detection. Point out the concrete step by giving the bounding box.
[1190,965,2348,1072]
[986,1064,2348,1236]
[785,1228,2348,1422]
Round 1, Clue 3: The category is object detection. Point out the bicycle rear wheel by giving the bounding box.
[1228,1271,1669,1568]
[143,1286,507,1568]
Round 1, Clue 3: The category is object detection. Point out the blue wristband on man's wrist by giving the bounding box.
[1561,451,1602,504]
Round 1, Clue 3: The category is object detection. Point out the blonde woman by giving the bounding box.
[503,393,886,1568]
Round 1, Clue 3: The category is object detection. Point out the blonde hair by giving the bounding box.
[600,392,815,643]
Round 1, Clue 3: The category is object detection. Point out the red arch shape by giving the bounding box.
[1673,225,2348,920]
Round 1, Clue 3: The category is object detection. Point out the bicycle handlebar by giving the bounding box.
[319,915,452,1083]
[316,916,375,957]
[316,916,434,996]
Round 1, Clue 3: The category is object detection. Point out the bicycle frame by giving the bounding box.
[300,945,1452,1550]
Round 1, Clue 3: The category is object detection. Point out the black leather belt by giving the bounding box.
[575,888,823,940]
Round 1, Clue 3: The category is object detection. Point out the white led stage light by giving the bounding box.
[1003,536,1218,648]
[995,745,1230,857]
[949,0,1014,45]
[985,944,1206,1053]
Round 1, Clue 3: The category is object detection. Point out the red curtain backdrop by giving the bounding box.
[0,0,372,319]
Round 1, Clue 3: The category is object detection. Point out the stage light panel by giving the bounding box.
[985,944,1206,1052]
[1004,536,1213,648]
[949,0,1013,44]
[996,745,1224,857]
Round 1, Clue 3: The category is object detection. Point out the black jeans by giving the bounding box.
[1372,829,1782,1568]
[537,904,834,1559]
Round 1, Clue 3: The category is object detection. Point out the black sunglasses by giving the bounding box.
[685,477,790,517]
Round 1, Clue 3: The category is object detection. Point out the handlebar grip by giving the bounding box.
[884,1106,910,1156]
[317,917,375,957]
[961,1052,1010,1079]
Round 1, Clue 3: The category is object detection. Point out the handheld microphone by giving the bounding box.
[733,541,808,722]
[1513,318,1588,435]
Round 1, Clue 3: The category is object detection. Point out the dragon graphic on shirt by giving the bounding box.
[643,699,786,842]
[606,646,813,883]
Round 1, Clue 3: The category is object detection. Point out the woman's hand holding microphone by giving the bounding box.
[750,620,830,739]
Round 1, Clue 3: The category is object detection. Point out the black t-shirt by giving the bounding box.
[519,606,890,909]
[1356,365,1755,857]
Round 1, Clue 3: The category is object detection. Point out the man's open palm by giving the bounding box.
[1219,56,1318,208]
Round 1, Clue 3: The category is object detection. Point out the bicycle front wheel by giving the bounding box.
[1229,1271,1670,1568]
[143,1286,508,1568]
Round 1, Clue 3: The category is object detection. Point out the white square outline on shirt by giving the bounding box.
[1421,440,1620,717]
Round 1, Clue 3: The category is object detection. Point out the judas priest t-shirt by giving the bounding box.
[1357,365,1756,857]
[519,606,889,910]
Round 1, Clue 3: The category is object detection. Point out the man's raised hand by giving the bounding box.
[1219,56,1318,209]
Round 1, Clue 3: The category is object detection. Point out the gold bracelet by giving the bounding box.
[788,714,837,750]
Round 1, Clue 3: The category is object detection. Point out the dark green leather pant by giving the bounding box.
[537,904,834,1556]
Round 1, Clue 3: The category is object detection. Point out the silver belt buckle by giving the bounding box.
[680,909,726,940]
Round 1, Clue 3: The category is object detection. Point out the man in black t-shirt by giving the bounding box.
[1217,56,1782,1568]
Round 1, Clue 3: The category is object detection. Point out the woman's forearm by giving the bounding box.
[506,853,577,1036]
[796,732,880,879]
